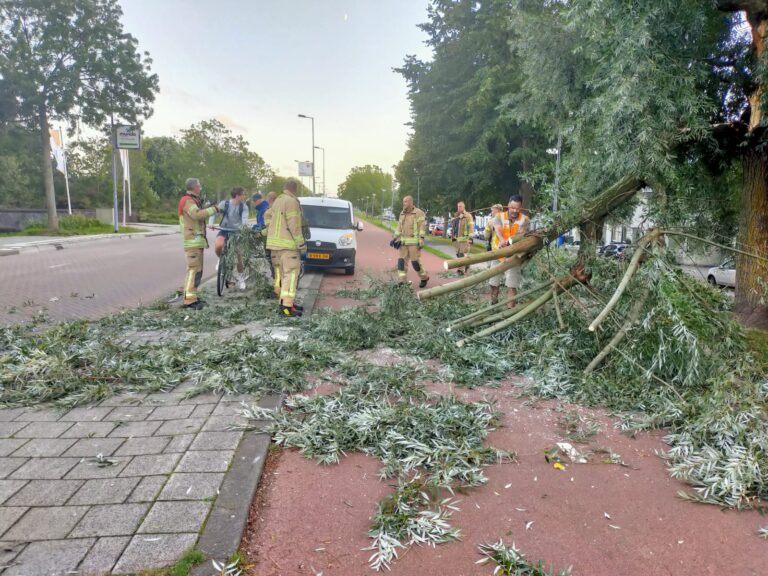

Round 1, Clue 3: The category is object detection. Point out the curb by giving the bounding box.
[0,248,19,257]
[189,271,324,576]
[0,230,176,254]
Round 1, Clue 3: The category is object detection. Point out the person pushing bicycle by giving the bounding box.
[209,187,250,290]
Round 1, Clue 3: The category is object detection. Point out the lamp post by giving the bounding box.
[298,114,316,196]
[546,132,562,212]
[314,145,326,197]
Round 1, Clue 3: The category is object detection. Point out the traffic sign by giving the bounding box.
[115,125,142,150]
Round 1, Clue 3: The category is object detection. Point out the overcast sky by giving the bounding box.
[119,0,432,196]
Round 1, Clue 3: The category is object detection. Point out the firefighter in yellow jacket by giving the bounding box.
[451,201,474,275]
[391,195,429,288]
[266,179,306,317]
[179,178,219,309]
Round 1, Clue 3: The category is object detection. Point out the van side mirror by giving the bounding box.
[357,221,364,232]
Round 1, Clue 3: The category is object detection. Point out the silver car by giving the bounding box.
[707,259,736,288]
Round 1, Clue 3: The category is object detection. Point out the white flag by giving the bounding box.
[49,129,67,176]
[298,161,313,177]
[119,149,131,183]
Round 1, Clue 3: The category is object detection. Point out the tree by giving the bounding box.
[0,0,159,231]
[337,165,394,213]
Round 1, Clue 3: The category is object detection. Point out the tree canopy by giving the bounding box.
[337,165,395,214]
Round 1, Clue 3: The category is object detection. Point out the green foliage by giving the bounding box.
[477,540,571,576]
[9,214,141,236]
[337,165,394,213]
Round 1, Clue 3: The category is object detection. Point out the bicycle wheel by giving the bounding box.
[217,243,230,297]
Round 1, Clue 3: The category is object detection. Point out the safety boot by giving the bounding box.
[419,277,429,289]
[280,305,303,317]
[184,300,206,310]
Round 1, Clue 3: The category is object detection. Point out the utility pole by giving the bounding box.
[314,145,326,197]
[298,114,316,196]
[111,112,118,233]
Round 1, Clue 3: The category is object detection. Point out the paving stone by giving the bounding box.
[60,421,117,438]
[120,453,181,477]
[114,435,171,456]
[128,475,168,503]
[155,418,207,436]
[189,403,216,418]
[107,420,162,438]
[62,437,124,457]
[0,439,27,457]
[178,392,222,405]
[211,402,243,417]
[98,393,147,407]
[201,414,248,432]
[112,532,198,573]
[159,472,225,501]
[190,431,242,451]
[11,438,76,457]
[0,508,27,538]
[13,408,62,422]
[15,421,73,438]
[139,500,211,534]
[163,433,196,453]
[6,479,81,506]
[177,450,234,473]
[146,405,195,420]
[10,457,77,480]
[70,502,150,537]
[68,476,141,505]
[59,406,113,422]
[143,391,184,406]
[3,538,94,576]
[0,541,26,571]
[64,457,131,480]
[0,408,25,422]
[0,480,26,504]
[0,457,30,478]
[77,536,130,576]
[0,422,27,438]
[3,506,89,540]
[103,406,155,422]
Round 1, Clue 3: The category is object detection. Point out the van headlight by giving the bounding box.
[338,233,354,247]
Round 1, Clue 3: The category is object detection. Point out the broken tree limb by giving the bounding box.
[418,255,525,301]
[588,229,662,333]
[444,235,528,270]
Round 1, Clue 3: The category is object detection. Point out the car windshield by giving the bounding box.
[302,205,352,230]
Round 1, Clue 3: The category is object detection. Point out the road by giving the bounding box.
[0,232,217,325]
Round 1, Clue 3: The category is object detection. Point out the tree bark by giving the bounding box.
[39,105,58,232]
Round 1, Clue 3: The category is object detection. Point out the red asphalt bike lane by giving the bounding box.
[243,223,768,576]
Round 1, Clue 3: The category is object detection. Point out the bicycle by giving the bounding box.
[214,226,238,297]
[214,225,271,297]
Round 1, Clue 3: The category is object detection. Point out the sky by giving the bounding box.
[119,0,433,197]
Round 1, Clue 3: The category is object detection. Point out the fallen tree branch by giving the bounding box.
[418,255,525,301]
[662,230,768,265]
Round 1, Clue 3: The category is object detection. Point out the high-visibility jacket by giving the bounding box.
[261,206,273,238]
[394,206,426,245]
[455,212,474,242]
[266,191,306,251]
[493,211,530,260]
[179,195,217,249]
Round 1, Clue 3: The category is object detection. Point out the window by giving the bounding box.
[302,205,352,230]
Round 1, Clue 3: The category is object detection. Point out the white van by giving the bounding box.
[298,197,363,275]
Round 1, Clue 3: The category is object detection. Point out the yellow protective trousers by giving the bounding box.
[271,249,300,307]
[183,248,204,305]
[397,245,428,283]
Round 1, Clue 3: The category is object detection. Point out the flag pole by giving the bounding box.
[59,128,72,215]
[127,152,132,216]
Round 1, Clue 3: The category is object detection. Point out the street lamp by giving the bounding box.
[314,145,326,197]
[545,132,562,212]
[298,114,316,196]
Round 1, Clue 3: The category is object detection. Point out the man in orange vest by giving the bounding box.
[489,195,529,307]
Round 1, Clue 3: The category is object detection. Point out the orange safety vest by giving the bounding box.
[493,211,529,261]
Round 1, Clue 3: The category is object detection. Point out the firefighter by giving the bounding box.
[391,195,429,288]
[266,179,306,317]
[489,195,530,307]
[179,178,219,309]
[451,201,474,275]
[484,204,502,251]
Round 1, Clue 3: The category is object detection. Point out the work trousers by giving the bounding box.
[271,249,300,307]
[183,248,204,305]
[397,244,428,283]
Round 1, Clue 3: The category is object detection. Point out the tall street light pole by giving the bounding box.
[298,114,316,196]
[314,145,326,197]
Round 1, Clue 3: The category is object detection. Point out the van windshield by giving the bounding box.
[302,205,352,230]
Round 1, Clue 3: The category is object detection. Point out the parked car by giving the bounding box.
[599,242,628,257]
[432,225,444,236]
[614,245,631,259]
[707,259,736,288]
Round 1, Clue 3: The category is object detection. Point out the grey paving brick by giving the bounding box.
[114,436,171,457]
[0,541,26,571]
[178,392,222,405]
[128,475,168,503]
[112,533,198,573]
[139,500,211,534]
[10,457,77,480]
[70,502,150,537]
[201,414,248,432]
[163,434,196,454]
[143,391,184,406]
[103,406,155,422]
[0,480,26,504]
[189,403,216,419]
[0,457,28,479]
[0,408,25,422]
[0,422,27,438]
[60,421,117,438]
[98,393,147,407]
[107,420,162,438]
[177,450,234,473]
[13,408,62,422]
[0,507,27,538]
[3,538,94,576]
[15,421,73,438]
[0,439,27,457]
[3,506,89,540]
[155,418,207,436]
[211,402,243,417]
[6,479,81,506]
[11,438,77,457]
[64,456,131,480]
[120,453,181,477]
[62,437,124,457]
[59,406,113,422]
[146,405,195,420]
[68,476,141,505]
[190,431,242,451]
[159,472,225,501]
[77,536,130,576]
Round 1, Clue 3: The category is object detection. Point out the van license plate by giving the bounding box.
[308,252,330,260]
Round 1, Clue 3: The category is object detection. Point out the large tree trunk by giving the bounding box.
[39,106,58,232]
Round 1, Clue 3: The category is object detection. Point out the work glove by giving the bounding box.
[418,238,425,248]
[390,239,402,250]
[299,245,308,258]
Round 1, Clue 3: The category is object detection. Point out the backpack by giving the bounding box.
[223,200,244,224]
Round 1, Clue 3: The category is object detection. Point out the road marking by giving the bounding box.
[48,264,67,269]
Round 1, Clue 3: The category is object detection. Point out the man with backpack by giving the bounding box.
[210,187,250,290]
